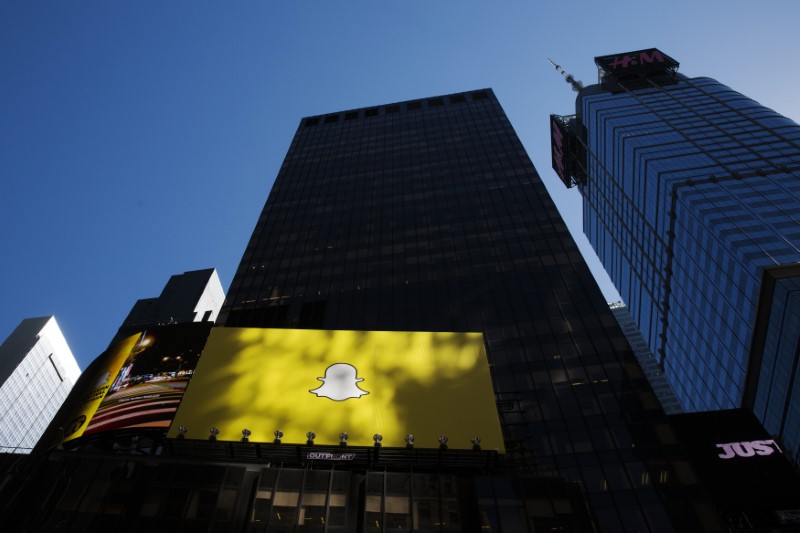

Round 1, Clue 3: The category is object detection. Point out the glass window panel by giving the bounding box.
[215,489,237,521]
[273,491,299,507]
[251,491,271,524]
[186,489,217,520]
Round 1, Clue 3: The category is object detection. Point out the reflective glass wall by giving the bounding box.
[578,75,800,463]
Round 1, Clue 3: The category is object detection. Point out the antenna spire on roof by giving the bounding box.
[548,58,584,92]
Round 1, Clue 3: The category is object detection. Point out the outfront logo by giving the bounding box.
[716,439,782,459]
[307,452,356,461]
[309,363,369,401]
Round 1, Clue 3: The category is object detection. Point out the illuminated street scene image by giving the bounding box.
[82,323,211,435]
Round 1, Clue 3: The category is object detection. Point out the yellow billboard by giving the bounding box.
[168,328,504,451]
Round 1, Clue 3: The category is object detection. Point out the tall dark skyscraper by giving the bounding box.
[551,49,800,466]
[219,89,719,531]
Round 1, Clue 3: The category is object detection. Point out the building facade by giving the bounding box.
[551,49,800,465]
[0,316,80,453]
[609,302,682,414]
[119,268,225,329]
[217,89,720,531]
[33,268,225,454]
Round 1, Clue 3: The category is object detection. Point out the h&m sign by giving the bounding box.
[594,48,679,81]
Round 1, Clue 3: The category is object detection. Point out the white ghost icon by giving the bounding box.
[309,363,369,401]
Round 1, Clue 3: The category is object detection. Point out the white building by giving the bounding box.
[0,316,80,453]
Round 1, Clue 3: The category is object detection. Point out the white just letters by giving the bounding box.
[715,439,782,459]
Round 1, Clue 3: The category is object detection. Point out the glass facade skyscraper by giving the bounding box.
[219,89,720,531]
[551,49,800,465]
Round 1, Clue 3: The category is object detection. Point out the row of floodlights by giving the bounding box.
[177,426,482,450]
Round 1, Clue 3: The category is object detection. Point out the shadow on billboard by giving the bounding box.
[168,327,504,451]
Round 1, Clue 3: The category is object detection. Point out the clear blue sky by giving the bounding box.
[2,1,799,369]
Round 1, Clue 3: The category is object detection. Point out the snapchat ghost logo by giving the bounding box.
[309,363,369,401]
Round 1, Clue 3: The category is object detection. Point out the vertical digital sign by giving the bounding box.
[549,115,583,188]
[551,115,568,184]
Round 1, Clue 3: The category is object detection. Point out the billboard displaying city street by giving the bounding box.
[168,327,504,451]
[62,333,141,442]
[63,323,212,442]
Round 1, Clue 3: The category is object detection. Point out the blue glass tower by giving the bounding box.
[551,49,800,465]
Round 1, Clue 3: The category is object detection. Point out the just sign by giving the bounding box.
[716,439,782,459]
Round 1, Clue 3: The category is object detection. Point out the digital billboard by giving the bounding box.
[63,333,141,442]
[550,114,569,185]
[669,409,800,519]
[168,328,504,451]
[63,323,212,442]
